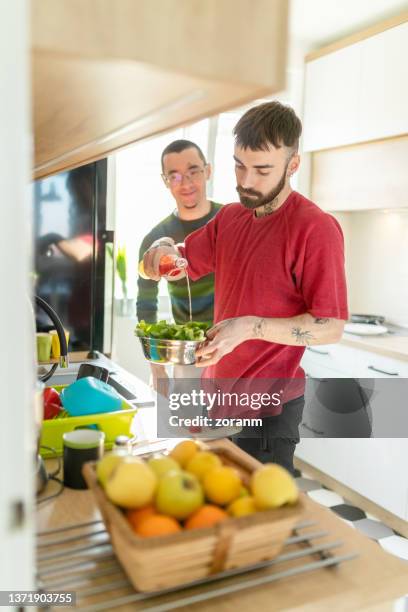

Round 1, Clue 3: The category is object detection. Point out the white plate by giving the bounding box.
[344,323,388,336]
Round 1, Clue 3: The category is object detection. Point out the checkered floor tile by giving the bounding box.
[295,470,408,607]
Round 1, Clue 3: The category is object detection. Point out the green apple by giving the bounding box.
[156,470,204,520]
[147,454,181,479]
[105,457,157,508]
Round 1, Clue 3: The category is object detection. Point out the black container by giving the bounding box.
[77,363,110,382]
[63,430,105,489]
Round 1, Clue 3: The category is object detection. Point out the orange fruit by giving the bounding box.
[135,514,182,538]
[126,505,156,531]
[185,504,229,530]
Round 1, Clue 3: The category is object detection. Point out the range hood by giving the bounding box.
[32,0,288,179]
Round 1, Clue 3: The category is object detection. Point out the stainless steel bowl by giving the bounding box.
[137,336,202,365]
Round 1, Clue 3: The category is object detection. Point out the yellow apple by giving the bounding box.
[156,470,204,520]
[169,440,200,467]
[251,464,298,509]
[96,453,123,488]
[105,457,157,508]
[147,454,181,479]
[185,451,222,481]
[228,496,258,517]
[203,466,242,506]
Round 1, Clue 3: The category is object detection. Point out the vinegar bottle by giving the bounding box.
[139,254,187,279]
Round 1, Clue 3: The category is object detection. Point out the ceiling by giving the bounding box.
[289,0,407,50]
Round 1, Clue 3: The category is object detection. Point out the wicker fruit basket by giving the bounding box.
[82,439,304,592]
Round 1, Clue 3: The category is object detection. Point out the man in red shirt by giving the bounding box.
[143,101,348,473]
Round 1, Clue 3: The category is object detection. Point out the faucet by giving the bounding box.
[35,295,69,382]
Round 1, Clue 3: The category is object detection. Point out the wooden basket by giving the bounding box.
[82,439,304,592]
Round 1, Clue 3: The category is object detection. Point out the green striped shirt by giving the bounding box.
[137,202,222,325]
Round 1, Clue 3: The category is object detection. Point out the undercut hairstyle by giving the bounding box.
[233,101,302,155]
[161,139,207,171]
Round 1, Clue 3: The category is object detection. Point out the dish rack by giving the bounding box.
[40,385,137,458]
[36,518,358,611]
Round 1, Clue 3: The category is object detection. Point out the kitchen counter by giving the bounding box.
[341,334,408,362]
[37,440,408,611]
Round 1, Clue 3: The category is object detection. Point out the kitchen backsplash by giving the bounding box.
[332,209,408,325]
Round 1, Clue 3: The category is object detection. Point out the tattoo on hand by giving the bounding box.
[253,318,265,338]
[314,318,330,325]
[291,327,315,345]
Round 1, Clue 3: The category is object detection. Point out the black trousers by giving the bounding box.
[232,395,305,475]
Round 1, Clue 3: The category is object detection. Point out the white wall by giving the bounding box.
[333,210,408,324]
[0,0,35,592]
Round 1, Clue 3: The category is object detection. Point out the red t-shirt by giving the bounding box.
[180,191,348,408]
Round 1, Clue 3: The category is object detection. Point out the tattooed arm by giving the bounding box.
[195,313,345,366]
[250,313,344,346]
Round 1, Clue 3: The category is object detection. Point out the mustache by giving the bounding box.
[236,186,262,198]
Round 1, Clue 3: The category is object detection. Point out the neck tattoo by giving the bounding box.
[256,197,279,217]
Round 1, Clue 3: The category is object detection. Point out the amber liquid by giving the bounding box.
[158,255,192,322]
[185,274,192,323]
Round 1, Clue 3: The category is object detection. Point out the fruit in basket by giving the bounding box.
[169,440,200,467]
[147,454,181,479]
[185,451,222,481]
[96,453,124,487]
[135,514,182,537]
[239,486,250,498]
[126,505,157,531]
[203,466,242,506]
[105,457,157,509]
[228,496,257,517]
[185,504,228,530]
[43,387,62,419]
[251,464,298,509]
[156,471,204,520]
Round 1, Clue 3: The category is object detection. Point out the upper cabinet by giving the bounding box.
[303,16,408,153]
[32,0,288,179]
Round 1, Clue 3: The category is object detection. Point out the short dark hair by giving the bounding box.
[233,101,302,154]
[161,139,206,171]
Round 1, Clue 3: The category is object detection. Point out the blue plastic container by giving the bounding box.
[61,377,123,417]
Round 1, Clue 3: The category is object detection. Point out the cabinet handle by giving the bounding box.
[307,347,330,355]
[368,365,399,376]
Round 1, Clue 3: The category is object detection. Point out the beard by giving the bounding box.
[236,161,288,211]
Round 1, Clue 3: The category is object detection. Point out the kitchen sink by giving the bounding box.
[38,355,155,407]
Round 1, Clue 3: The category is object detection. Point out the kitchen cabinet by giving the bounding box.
[301,342,408,378]
[311,135,408,211]
[32,0,288,179]
[303,16,408,152]
[303,43,362,152]
[299,342,408,519]
[296,439,408,521]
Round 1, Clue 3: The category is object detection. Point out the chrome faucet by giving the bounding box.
[35,295,69,382]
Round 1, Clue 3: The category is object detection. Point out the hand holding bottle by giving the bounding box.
[139,237,187,281]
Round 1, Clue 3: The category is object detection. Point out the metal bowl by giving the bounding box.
[137,336,202,365]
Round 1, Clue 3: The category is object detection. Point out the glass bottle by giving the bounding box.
[138,254,187,279]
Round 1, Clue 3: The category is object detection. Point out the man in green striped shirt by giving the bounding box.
[137,139,222,391]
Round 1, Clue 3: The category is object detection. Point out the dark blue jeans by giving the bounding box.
[232,395,305,475]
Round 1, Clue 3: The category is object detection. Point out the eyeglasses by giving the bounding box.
[162,166,207,187]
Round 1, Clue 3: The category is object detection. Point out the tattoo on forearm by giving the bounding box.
[314,318,330,325]
[291,327,315,345]
[253,318,265,338]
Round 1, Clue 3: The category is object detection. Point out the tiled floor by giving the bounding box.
[294,468,408,608]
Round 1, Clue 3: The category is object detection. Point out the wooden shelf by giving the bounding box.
[32,0,288,178]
